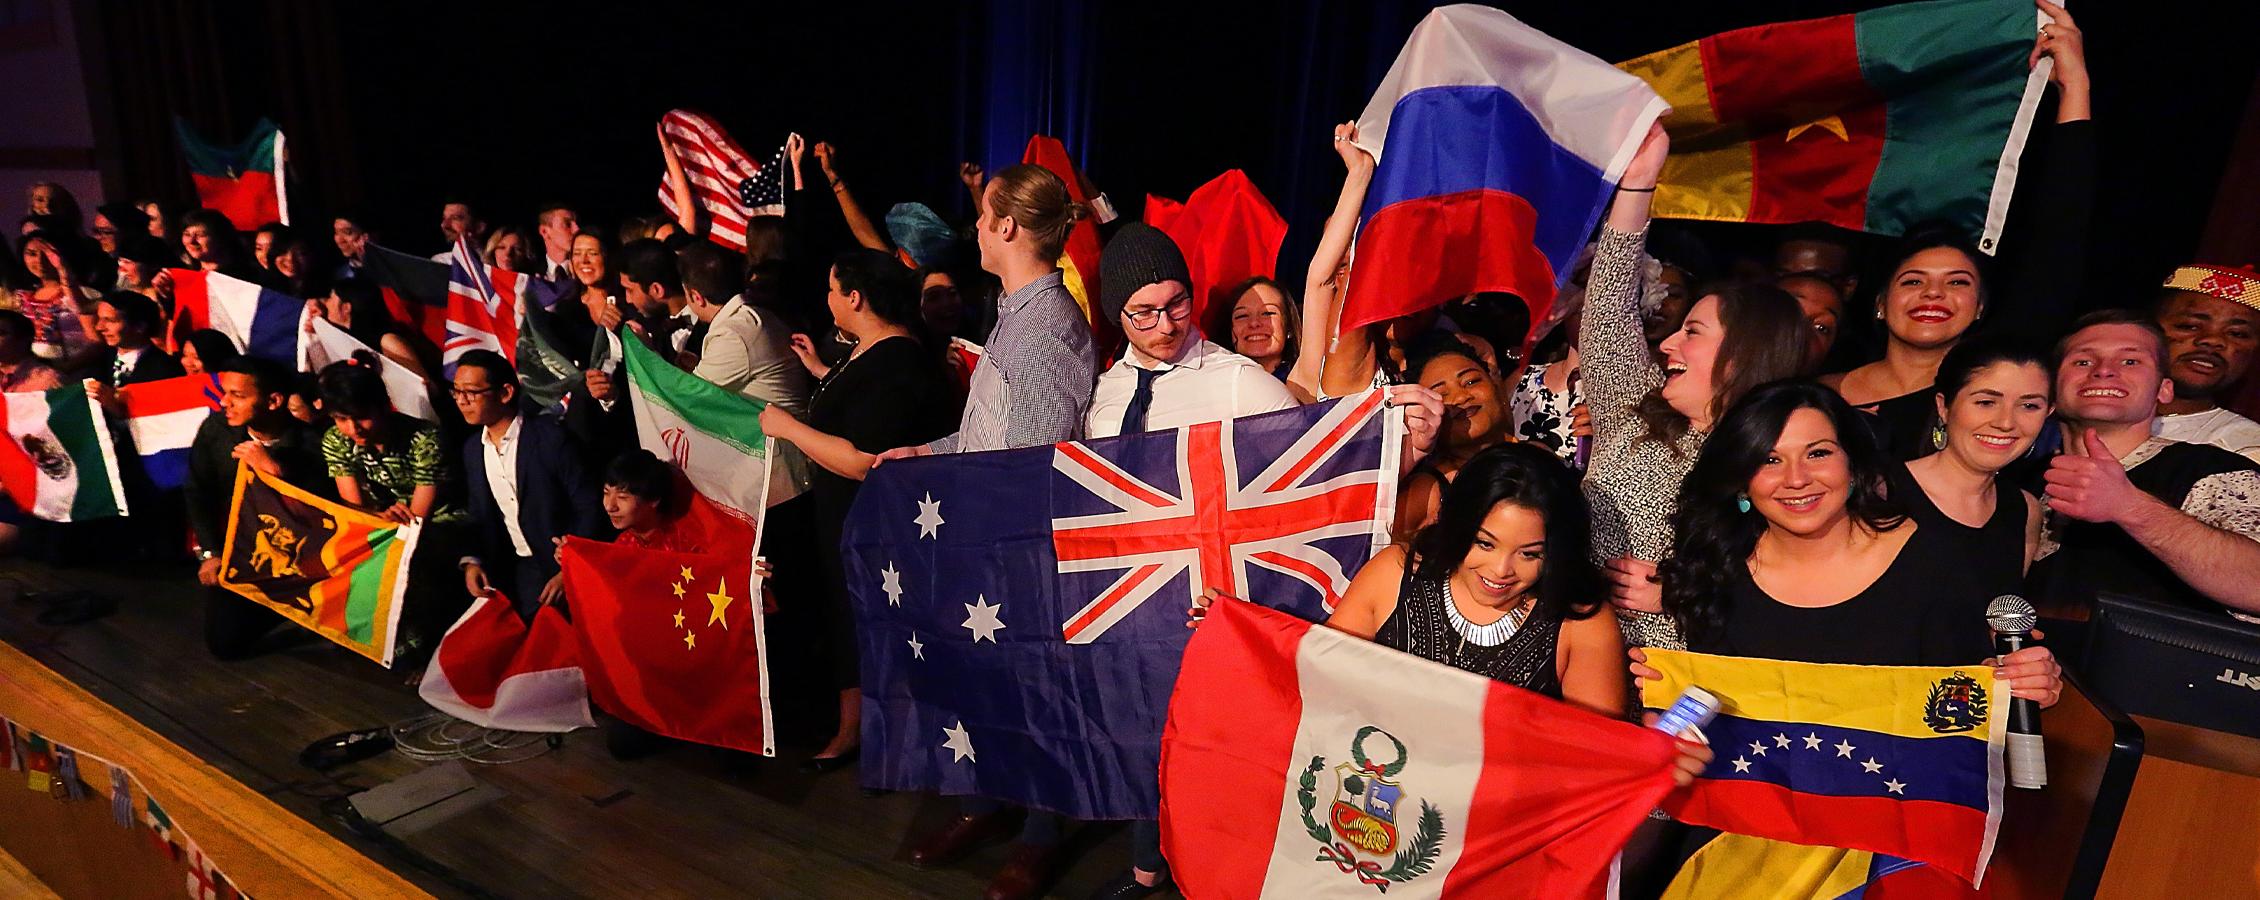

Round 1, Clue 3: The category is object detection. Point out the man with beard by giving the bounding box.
[2154,264,2260,462]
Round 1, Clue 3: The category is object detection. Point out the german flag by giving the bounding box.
[216,464,419,666]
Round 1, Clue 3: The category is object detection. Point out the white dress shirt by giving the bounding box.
[2157,406,2260,464]
[481,416,534,558]
[1084,337,1299,439]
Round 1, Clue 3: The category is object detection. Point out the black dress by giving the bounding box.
[1892,465,2028,607]
[1688,523,1994,668]
[806,336,956,690]
[1373,562,1563,698]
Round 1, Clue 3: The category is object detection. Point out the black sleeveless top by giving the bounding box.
[1854,388,1941,462]
[1691,523,1994,667]
[1891,464,2028,605]
[1374,563,1563,697]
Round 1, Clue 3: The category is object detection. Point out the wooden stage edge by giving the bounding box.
[0,636,430,898]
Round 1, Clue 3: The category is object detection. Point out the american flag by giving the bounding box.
[657,109,786,252]
[843,394,1400,819]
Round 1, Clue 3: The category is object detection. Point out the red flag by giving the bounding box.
[1162,600,1677,898]
[558,538,770,755]
[1020,135,1117,354]
[1144,170,1289,329]
[419,592,594,733]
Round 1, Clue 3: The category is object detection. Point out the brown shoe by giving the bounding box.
[984,843,1065,900]
[908,812,1017,869]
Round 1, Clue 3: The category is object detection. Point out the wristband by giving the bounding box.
[1618,186,1656,193]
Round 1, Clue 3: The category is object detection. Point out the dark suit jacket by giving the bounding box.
[85,345,187,386]
[462,411,605,586]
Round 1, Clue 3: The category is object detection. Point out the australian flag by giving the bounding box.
[843,392,1399,819]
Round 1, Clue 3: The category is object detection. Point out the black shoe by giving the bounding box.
[299,726,395,771]
[798,745,859,775]
[1086,872,1169,900]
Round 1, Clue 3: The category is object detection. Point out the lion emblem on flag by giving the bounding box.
[1296,726,1443,891]
[248,514,305,579]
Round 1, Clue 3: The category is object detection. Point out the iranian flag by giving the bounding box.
[620,334,792,518]
[0,386,128,522]
[174,118,288,231]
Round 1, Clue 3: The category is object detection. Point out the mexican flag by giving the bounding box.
[1618,0,2046,250]
[620,333,795,517]
[0,386,128,522]
[216,464,419,666]
[174,118,288,231]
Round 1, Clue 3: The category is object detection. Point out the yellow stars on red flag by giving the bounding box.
[672,564,740,649]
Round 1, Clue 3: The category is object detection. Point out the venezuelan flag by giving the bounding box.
[1664,834,1983,900]
[1641,650,2005,888]
[1617,0,2040,247]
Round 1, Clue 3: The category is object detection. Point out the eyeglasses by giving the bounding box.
[448,385,501,400]
[1123,295,1194,331]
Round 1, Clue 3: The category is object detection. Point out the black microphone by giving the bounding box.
[1987,595,2047,789]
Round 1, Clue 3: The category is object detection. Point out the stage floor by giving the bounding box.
[0,558,1161,899]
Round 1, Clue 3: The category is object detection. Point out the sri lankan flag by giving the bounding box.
[1641,651,2004,896]
[1618,0,2043,249]
[216,464,419,666]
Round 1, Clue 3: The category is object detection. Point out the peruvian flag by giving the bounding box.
[1161,600,1681,899]
[420,592,594,733]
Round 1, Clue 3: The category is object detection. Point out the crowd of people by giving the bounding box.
[3,3,2259,897]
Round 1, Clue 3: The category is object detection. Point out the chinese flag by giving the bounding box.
[558,538,771,755]
[1144,170,1288,329]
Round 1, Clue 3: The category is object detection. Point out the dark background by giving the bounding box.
[89,0,2260,317]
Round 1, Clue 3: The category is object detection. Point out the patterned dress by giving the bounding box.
[320,413,461,522]
[1577,227,1698,651]
[1374,564,1563,697]
[1511,361,1583,467]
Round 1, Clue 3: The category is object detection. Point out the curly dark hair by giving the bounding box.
[1659,380,1906,644]
[1410,443,1603,623]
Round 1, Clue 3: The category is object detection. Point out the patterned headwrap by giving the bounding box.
[2164,263,2260,312]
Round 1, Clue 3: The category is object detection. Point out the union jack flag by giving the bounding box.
[443,239,570,377]
[843,394,1398,819]
[1051,390,1395,643]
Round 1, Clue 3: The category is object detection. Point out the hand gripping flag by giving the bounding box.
[297,314,440,423]
[658,109,787,253]
[1618,0,2047,252]
[117,374,221,491]
[0,385,128,521]
[558,538,771,755]
[1639,650,2007,889]
[1144,170,1289,329]
[843,393,1399,819]
[419,591,594,733]
[174,117,287,230]
[1162,600,1681,898]
[217,463,420,666]
[165,268,302,365]
[1341,5,1667,339]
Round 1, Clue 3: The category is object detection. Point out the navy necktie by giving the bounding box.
[1118,367,1163,435]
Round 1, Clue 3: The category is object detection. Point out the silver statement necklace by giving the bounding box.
[1443,580,1529,649]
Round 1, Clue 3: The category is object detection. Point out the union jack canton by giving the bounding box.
[844,392,1399,819]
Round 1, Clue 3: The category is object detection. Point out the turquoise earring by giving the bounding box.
[1735,493,1753,514]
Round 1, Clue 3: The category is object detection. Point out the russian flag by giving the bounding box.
[1160,600,1681,899]
[117,374,220,492]
[166,269,302,365]
[1340,5,1668,337]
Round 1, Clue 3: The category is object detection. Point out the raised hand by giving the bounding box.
[959,161,985,193]
[813,142,838,177]
[2030,0,2087,87]
[1331,121,1372,170]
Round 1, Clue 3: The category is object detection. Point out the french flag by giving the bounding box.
[166,269,301,365]
[117,374,220,492]
[1340,5,1667,337]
